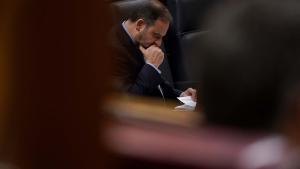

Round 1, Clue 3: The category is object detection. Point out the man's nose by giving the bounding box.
[155,39,162,47]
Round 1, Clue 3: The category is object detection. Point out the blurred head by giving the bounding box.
[127,0,172,48]
[6,0,113,168]
[198,0,300,131]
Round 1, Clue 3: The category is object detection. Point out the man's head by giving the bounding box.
[197,0,300,131]
[126,0,172,48]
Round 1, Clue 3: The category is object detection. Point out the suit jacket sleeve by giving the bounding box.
[113,50,181,98]
[128,64,182,98]
[128,64,164,95]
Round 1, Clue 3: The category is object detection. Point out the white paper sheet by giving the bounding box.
[175,96,197,111]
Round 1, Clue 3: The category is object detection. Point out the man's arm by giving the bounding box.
[127,64,164,95]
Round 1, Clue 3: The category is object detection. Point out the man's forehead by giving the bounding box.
[155,18,169,26]
[149,19,169,33]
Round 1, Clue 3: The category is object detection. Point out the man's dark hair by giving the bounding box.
[127,0,172,25]
[197,0,300,131]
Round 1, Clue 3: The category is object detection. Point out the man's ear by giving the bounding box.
[136,19,146,32]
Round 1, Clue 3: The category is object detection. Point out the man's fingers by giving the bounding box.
[140,45,165,68]
[139,45,146,54]
[186,88,197,102]
[191,88,197,102]
[191,91,197,102]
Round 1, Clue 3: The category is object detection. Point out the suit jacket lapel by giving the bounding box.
[117,23,145,65]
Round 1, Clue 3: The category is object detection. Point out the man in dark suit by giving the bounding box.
[110,0,196,101]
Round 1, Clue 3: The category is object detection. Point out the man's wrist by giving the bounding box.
[146,63,161,74]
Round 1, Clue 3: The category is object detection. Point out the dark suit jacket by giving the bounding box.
[110,23,181,99]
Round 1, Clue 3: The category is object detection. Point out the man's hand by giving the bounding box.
[139,45,164,68]
[180,88,197,102]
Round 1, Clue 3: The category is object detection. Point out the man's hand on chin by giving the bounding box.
[139,45,164,68]
[180,88,197,102]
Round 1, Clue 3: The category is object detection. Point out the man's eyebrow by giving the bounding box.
[153,32,163,37]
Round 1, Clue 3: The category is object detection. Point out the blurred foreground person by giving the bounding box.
[198,0,300,168]
[110,0,197,102]
[1,0,113,169]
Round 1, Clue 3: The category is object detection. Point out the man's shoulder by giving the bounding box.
[110,24,134,53]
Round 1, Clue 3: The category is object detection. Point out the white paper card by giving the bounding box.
[175,96,197,111]
[177,96,196,107]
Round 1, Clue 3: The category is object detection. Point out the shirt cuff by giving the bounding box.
[146,63,161,74]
